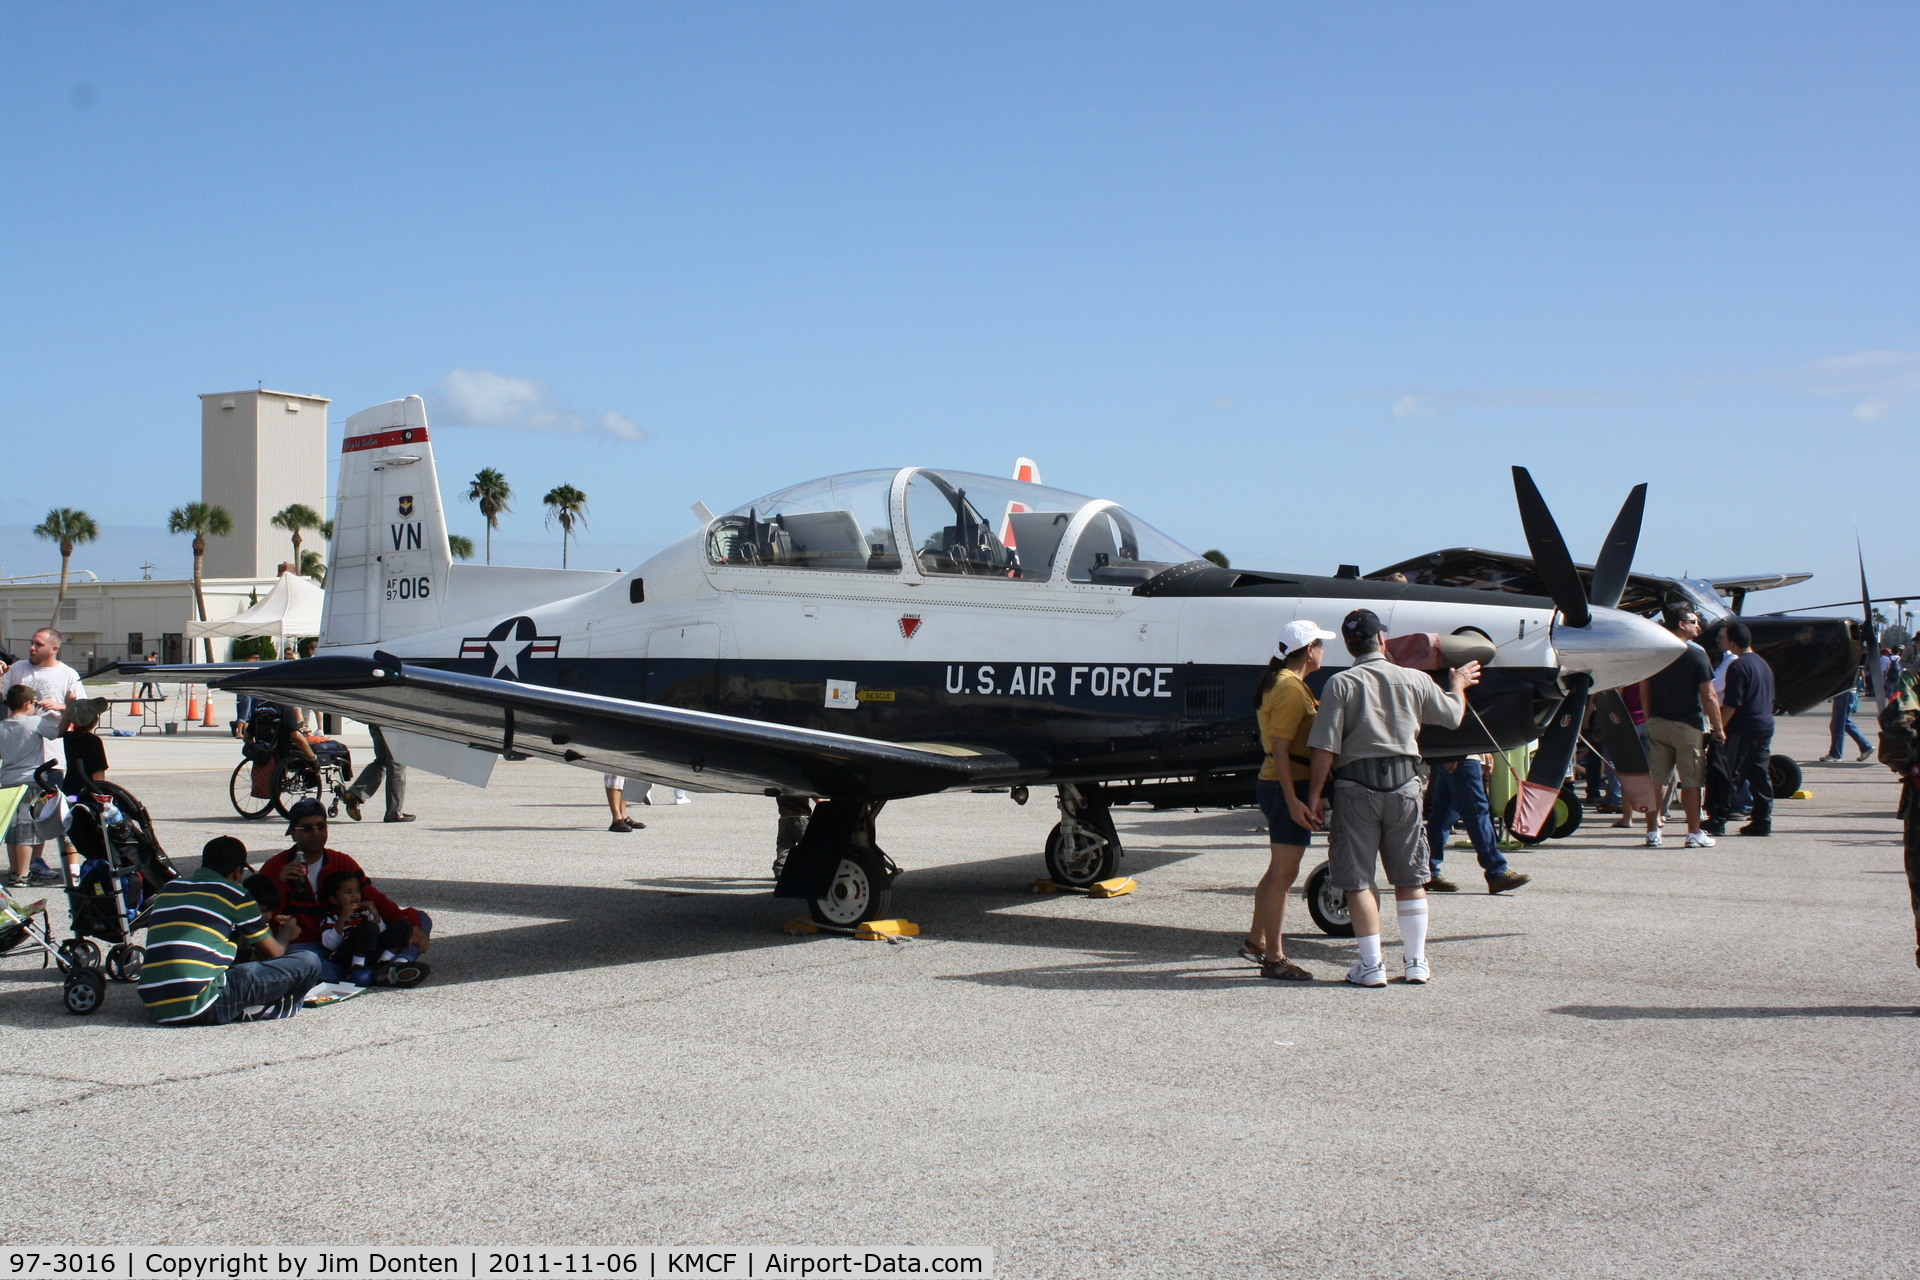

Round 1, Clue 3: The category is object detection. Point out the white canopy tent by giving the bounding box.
[185,572,325,639]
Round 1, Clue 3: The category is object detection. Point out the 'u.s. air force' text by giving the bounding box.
[944,664,1173,697]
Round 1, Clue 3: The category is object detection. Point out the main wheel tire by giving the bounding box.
[270,759,321,819]
[1043,807,1121,888]
[105,943,144,983]
[1303,861,1356,937]
[1769,754,1803,798]
[1550,784,1584,840]
[808,847,893,927]
[229,760,276,820]
[63,970,107,1016]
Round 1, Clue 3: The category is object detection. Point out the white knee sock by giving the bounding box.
[1397,899,1429,964]
[1355,933,1382,969]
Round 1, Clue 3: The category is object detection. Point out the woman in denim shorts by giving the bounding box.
[1245,619,1339,980]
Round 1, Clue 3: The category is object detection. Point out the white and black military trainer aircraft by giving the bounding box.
[187,396,1684,927]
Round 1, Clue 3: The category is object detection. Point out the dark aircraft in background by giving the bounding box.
[1365,549,1861,715]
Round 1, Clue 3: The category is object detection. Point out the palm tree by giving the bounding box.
[167,502,233,662]
[269,503,323,572]
[33,508,100,630]
[298,549,327,586]
[542,484,588,569]
[448,534,477,561]
[1202,549,1230,568]
[464,468,513,564]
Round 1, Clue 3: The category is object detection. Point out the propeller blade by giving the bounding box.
[1589,687,1655,817]
[1588,483,1647,612]
[1512,467,1591,628]
[1859,535,1884,704]
[1512,673,1592,839]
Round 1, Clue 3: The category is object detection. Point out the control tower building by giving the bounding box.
[199,389,331,579]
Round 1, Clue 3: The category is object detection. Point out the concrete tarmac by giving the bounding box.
[3,713,1915,1277]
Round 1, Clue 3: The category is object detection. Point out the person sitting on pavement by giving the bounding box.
[257,798,432,986]
[318,869,418,985]
[1425,751,1529,895]
[137,836,322,1024]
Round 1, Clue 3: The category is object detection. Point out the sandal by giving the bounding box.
[1260,958,1313,982]
[1237,939,1267,965]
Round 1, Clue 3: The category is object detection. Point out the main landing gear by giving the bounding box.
[1043,784,1122,889]
[773,799,899,928]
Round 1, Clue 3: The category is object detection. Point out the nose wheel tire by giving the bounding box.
[809,848,894,928]
[1304,861,1357,937]
[1769,754,1803,798]
[1044,807,1121,888]
[229,761,276,820]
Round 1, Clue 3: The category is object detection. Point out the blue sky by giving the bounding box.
[2,2,1915,620]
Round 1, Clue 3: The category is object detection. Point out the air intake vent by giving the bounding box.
[1184,679,1226,718]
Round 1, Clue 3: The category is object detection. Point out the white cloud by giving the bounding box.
[1853,399,1892,422]
[433,368,647,442]
[1361,386,1627,420]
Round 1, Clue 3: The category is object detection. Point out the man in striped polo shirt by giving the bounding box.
[138,836,321,1025]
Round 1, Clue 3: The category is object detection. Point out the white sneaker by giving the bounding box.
[1644,829,1663,848]
[1685,830,1715,848]
[674,792,692,804]
[1403,957,1430,985]
[1345,960,1387,988]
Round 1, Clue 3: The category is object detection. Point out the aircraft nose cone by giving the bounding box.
[1553,605,1686,691]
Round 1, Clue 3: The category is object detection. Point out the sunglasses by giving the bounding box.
[292,823,327,833]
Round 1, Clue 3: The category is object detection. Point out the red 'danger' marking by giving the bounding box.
[899,616,922,640]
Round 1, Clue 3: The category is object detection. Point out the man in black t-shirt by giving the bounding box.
[1639,606,1725,849]
[1709,620,1778,837]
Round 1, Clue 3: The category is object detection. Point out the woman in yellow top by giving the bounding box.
[1245,618,1338,980]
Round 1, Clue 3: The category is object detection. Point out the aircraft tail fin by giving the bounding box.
[320,396,452,649]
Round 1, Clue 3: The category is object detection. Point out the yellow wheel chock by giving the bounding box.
[783,917,920,942]
[1027,876,1138,898]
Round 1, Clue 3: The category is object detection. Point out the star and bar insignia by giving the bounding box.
[459,615,561,681]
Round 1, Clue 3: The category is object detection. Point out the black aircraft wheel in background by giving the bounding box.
[1770,755,1804,798]
[809,847,893,928]
[1043,808,1121,888]
[1502,784,1581,846]
[1550,786,1584,840]
[1304,861,1357,937]
[269,759,321,819]
[229,760,276,820]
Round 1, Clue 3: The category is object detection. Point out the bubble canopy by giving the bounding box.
[705,467,1203,585]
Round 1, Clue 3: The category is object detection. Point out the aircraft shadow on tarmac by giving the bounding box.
[1552,1004,1919,1020]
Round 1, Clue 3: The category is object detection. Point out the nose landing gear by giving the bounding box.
[1043,784,1121,889]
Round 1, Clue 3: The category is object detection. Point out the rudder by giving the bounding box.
[320,396,452,648]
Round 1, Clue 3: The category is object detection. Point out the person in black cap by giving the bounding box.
[137,836,322,1023]
[1306,608,1480,987]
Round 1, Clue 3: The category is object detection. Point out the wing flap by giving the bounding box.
[215,656,1043,799]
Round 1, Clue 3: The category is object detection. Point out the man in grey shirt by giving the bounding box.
[1306,609,1480,987]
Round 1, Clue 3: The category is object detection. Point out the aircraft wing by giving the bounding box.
[213,655,1044,801]
[1705,572,1813,595]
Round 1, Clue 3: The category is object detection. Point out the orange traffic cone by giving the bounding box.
[187,690,202,722]
[202,693,218,727]
[128,695,143,717]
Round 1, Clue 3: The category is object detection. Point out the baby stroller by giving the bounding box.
[1,762,178,1013]
[228,703,354,820]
